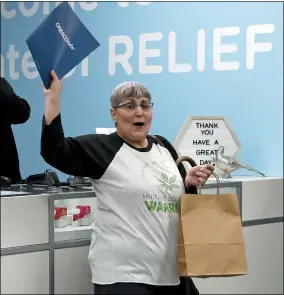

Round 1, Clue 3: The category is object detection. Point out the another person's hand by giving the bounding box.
[185,164,214,187]
[44,71,63,124]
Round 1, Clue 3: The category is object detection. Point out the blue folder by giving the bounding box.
[26,2,100,88]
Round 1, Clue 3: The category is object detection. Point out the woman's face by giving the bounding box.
[110,97,153,142]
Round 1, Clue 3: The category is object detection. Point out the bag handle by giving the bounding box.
[175,156,220,194]
[152,136,220,194]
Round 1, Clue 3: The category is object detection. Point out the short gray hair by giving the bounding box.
[110,81,151,107]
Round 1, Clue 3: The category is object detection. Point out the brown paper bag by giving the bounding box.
[176,156,248,277]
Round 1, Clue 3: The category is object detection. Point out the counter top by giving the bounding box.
[0,184,95,199]
[206,175,282,183]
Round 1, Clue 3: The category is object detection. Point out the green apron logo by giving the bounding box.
[154,172,180,193]
[144,172,180,213]
[144,200,179,213]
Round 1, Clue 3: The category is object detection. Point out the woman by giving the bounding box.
[41,71,213,295]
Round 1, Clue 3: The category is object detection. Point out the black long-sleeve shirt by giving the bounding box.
[0,77,31,183]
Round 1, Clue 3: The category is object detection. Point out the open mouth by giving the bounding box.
[133,122,145,126]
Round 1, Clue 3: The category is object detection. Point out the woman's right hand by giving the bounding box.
[44,70,63,125]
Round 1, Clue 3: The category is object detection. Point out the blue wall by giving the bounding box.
[1,1,283,180]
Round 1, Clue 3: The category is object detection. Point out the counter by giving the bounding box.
[1,186,95,294]
[1,177,283,294]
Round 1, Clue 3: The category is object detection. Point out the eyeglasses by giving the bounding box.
[115,102,154,112]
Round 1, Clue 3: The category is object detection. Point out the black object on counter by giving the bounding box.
[67,176,92,188]
[23,169,60,187]
[0,176,11,186]
[1,170,94,197]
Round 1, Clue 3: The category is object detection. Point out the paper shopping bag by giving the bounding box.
[176,156,248,277]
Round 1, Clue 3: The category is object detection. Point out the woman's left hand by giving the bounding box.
[185,164,214,187]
